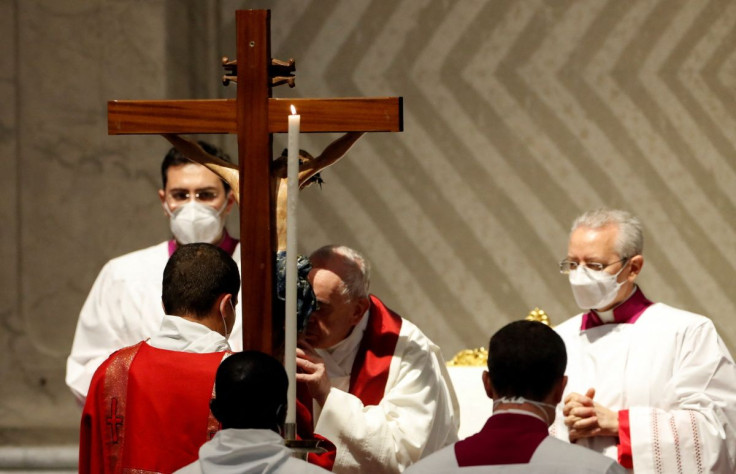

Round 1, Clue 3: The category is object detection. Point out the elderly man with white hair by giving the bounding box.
[296,245,459,474]
[552,208,736,473]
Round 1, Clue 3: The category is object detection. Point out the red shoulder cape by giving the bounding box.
[79,342,228,473]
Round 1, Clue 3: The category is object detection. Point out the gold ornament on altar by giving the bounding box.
[525,307,551,326]
[447,308,552,366]
[447,347,488,367]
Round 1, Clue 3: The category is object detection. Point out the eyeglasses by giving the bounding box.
[167,189,220,203]
[559,257,628,274]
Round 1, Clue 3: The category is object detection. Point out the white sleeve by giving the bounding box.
[314,325,459,474]
[65,262,144,402]
[628,320,736,473]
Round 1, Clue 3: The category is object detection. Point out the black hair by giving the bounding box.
[210,351,288,431]
[487,320,567,401]
[161,141,233,192]
[162,243,240,318]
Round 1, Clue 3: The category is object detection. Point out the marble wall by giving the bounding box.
[3,0,736,447]
[1,0,221,444]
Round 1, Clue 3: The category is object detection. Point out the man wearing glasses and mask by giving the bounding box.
[551,208,736,473]
[66,142,241,403]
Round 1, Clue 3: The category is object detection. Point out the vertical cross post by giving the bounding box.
[237,10,274,354]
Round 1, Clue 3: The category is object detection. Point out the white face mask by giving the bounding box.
[569,261,628,310]
[166,200,227,244]
[493,396,557,425]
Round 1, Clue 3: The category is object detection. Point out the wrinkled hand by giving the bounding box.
[296,340,331,407]
[563,388,619,441]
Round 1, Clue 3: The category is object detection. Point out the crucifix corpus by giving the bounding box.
[107,10,403,356]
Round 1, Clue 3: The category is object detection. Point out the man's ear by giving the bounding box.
[218,294,237,329]
[482,370,495,399]
[627,255,644,282]
[351,297,370,325]
[218,293,232,315]
[551,375,568,405]
[158,189,169,217]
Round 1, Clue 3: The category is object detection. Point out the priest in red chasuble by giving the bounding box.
[296,245,459,473]
[79,243,240,474]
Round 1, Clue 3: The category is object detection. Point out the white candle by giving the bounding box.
[285,105,300,429]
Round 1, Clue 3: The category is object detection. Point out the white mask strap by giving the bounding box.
[493,396,557,424]
[220,298,234,340]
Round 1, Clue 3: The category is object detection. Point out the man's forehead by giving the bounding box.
[168,183,220,190]
[166,163,224,188]
[310,267,347,293]
[310,266,342,283]
[568,225,619,254]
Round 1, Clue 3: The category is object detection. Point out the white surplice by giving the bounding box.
[312,312,459,474]
[66,240,243,401]
[553,301,736,473]
[175,429,330,474]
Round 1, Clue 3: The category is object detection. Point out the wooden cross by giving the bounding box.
[107,10,403,355]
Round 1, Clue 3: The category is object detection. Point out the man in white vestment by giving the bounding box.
[405,320,625,473]
[553,208,736,473]
[295,245,459,473]
[66,142,242,402]
[176,350,329,474]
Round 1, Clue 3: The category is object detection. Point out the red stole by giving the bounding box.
[455,413,548,466]
[79,342,228,474]
[349,295,403,405]
[300,294,403,470]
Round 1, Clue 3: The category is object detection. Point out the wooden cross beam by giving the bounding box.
[107,10,403,355]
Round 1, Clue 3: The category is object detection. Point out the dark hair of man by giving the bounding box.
[210,351,288,431]
[161,140,233,192]
[162,243,240,318]
[487,320,567,401]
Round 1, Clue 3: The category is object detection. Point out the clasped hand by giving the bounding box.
[563,388,619,441]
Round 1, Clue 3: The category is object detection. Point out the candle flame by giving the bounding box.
[290,105,297,115]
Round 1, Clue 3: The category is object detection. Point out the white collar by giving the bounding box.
[317,309,370,378]
[148,315,230,353]
[594,284,637,322]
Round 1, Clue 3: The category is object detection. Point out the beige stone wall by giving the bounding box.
[2,0,735,444]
